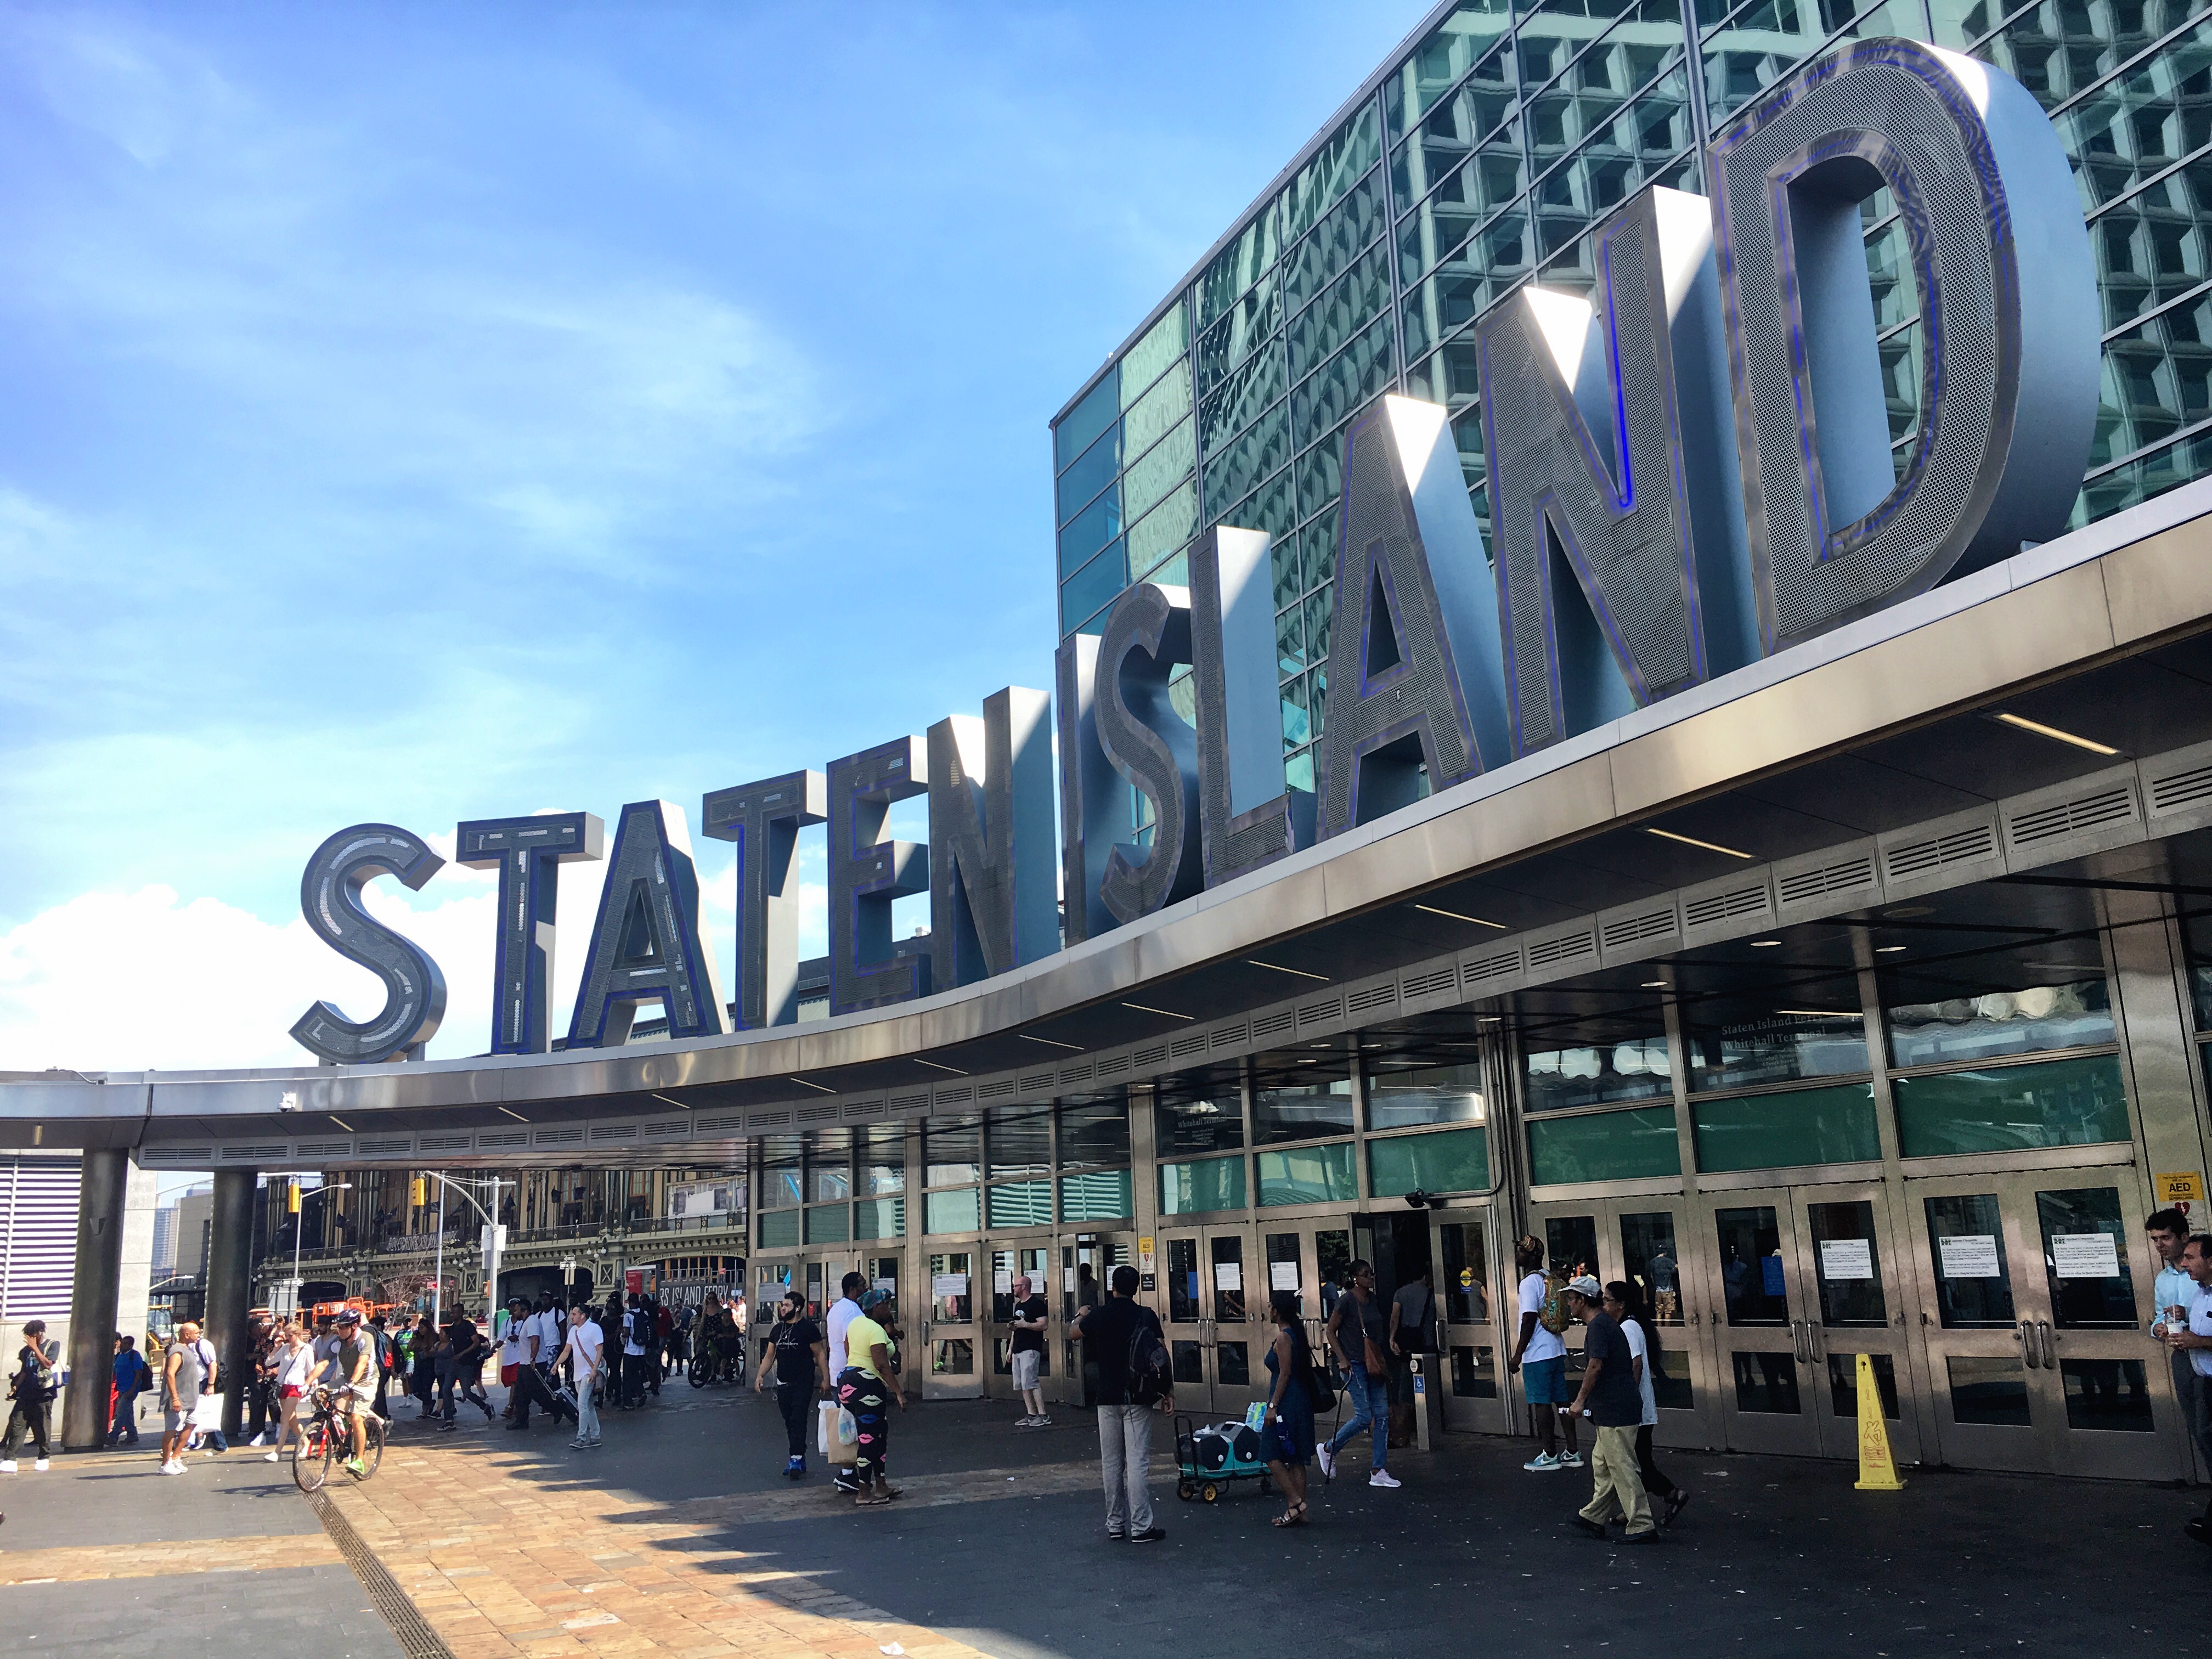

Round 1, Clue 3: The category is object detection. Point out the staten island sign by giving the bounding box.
[291,41,2100,1065]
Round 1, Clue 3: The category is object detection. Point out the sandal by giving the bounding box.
[1271,1502,1308,1528]
[855,1491,892,1506]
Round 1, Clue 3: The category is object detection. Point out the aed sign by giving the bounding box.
[292,40,2099,1066]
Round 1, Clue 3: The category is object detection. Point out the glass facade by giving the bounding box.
[1051,0,2212,794]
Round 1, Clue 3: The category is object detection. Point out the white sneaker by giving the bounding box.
[1560,1451,1585,1468]
[33,1458,48,1471]
[263,1451,281,1463]
[1369,1469,1401,1488]
[1316,1443,1336,1478]
[1033,1415,1052,1426]
[0,1460,16,1473]
[1523,1451,1562,1471]
[158,1460,180,1475]
[247,1432,267,1448]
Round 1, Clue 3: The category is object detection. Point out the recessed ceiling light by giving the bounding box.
[1991,712,2119,755]
[1122,1001,1193,1020]
[1645,827,1752,859]
[1249,959,1328,981]
[1876,945,1908,954]
[1749,939,1781,947]
[1774,1009,1851,1018]
[788,1076,837,1094]
[1018,1032,1084,1050]
[1641,980,1669,989]
[915,1058,969,1075]
[1414,904,1508,928]
[1881,906,1934,919]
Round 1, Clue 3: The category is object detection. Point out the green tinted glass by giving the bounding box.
[924,1187,981,1234]
[1160,1155,1246,1215]
[1283,103,1384,244]
[1125,360,1194,457]
[1891,1055,2131,1158]
[1122,302,1189,404]
[986,1181,1052,1228]
[1369,1127,1491,1197]
[1059,539,1125,636]
[1206,405,1291,520]
[1123,419,1195,523]
[1128,479,1198,575]
[853,1197,905,1240]
[804,1204,850,1244]
[1527,1105,1682,1185]
[1059,1169,1133,1222]
[1258,1142,1358,1206]
[1056,371,1119,472]
[1691,1084,1881,1173]
[1384,0,1514,139]
[758,1208,799,1248]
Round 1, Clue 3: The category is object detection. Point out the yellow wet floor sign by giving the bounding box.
[1853,1351,1905,1491]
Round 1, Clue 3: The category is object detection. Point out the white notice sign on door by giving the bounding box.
[932,1273,969,1300]
[1819,1239,1875,1280]
[1269,1261,1300,1290]
[1214,1261,1243,1291]
[992,1269,1013,1294]
[1938,1234,2002,1279]
[2050,1232,2121,1279]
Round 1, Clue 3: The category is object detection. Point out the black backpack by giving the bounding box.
[1125,1313,1173,1407]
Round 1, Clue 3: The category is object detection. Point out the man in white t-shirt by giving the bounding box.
[498,1297,529,1417]
[558,1304,605,1450]
[825,1272,866,1494]
[1506,1234,1579,1472]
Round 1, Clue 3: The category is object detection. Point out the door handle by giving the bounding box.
[1789,1321,1806,1364]
[2017,1321,2038,1368]
[2038,1321,2057,1368]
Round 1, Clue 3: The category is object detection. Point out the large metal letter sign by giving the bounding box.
[1187,527,1311,885]
[928,688,1056,987]
[1313,396,1513,839]
[1710,39,2097,652]
[1479,187,1756,753]
[701,771,825,1029]
[1055,631,1134,947]
[456,812,604,1056]
[828,738,932,1014]
[291,825,449,1065]
[566,800,727,1048]
[1095,582,1204,925]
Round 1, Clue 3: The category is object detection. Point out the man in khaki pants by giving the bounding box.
[1558,1276,1656,1544]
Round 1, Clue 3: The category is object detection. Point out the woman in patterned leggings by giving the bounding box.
[836,1288,904,1506]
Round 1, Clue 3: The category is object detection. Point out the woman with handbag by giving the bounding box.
[1317,1261,1400,1489]
[1260,1290,1322,1526]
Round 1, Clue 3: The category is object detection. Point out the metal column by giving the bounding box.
[204,1167,258,1439]
[61,1149,130,1451]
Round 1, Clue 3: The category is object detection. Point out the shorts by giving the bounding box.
[279,1384,303,1400]
[344,1383,376,1408]
[164,1408,186,1433]
[1011,1348,1041,1390]
[501,1364,517,1387]
[1523,1355,1570,1405]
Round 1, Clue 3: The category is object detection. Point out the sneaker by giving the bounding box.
[569,1439,592,1450]
[1106,1529,1126,1542]
[1560,1451,1585,1469]
[1316,1443,1336,1479]
[1619,1528,1660,1546]
[1523,1451,1562,1471]
[345,1458,368,1476]
[0,1460,16,1473]
[1128,1526,1166,1544]
[1369,1469,1401,1488]
[247,1432,267,1448]
[33,1459,48,1472]
[264,1452,281,1463]
[1032,1415,1052,1426]
[1566,1516,1610,1541]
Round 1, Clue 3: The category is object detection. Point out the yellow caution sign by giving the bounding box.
[2157,1171,2205,1206]
[1853,1352,1904,1491]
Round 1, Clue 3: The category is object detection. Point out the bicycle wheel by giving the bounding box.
[690,1352,710,1389]
[291,1421,330,1493]
[352,1416,385,1480]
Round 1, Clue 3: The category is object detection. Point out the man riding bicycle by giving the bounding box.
[330,1309,376,1476]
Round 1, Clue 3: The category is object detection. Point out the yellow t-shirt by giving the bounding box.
[843,1314,893,1380]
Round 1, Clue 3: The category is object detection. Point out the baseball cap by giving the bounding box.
[1562,1274,1603,1302]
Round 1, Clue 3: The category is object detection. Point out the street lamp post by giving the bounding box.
[285,1180,351,1318]
[416,1172,513,1325]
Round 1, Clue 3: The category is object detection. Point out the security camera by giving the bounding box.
[278,1091,301,1113]
[1403,1189,1432,1209]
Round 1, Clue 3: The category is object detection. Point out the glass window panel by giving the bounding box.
[1056,370,1118,473]
[853,1196,905,1240]
[1716,1206,1790,1325]
[1369,1126,1491,1197]
[1286,170,1390,316]
[808,1152,850,1205]
[932,1338,974,1375]
[986,1181,1052,1229]
[1406,335,1484,413]
[1691,1082,1882,1173]
[1301,505,1340,590]
[2069,99,2212,223]
[1283,104,1384,247]
[1124,419,1194,525]
[1277,601,1307,676]
[1393,45,1519,204]
[1257,1142,1359,1206]
[1891,1054,2132,1158]
[924,1187,980,1235]
[804,1204,849,1244]
[1059,1169,1133,1222]
[860,1128,905,1195]
[1439,1221,1491,1324]
[1056,422,1121,527]
[924,1115,981,1187]
[1827,1351,1900,1419]
[1122,301,1189,404]
[1125,360,1194,459]
[1058,1097,1131,1168]
[2041,14,2212,179]
[1128,479,1198,577]
[1304,583,1335,671]
[1204,403,1292,521]
[929,1252,973,1322]
[1288,244,1394,382]
[1155,1094,1244,1156]
[1290,314,1397,453]
[1526,1105,1683,1183]
[1218,1340,1251,1384]
[1160,1154,1246,1216]
[1686,1011,1869,1093]
[1252,1079,1356,1144]
[1886,966,2114,1066]
[1059,540,1126,635]
[1200,342,1288,458]
[1212,1235,1248,1322]
[2062,1359,2156,1430]
[1523,1034,1672,1112]
[1402,212,1532,360]
[1946,1354,2032,1425]
[2089,288,2212,471]
[2069,426,2212,527]
[757,1207,798,1248]
[1280,673,1311,748]
[1296,427,1348,524]
[1285,748,1316,792]
[2036,1186,2137,1328]
[1366,1058,1487,1128]
[1924,1193,2017,1327]
[1731,1351,1803,1413]
[1057,487,1121,579]
[1618,1211,1684,1327]
[987,1108,1051,1181]
[1266,1232,1304,1308]
[1196,272,1284,396]
[1452,1344,1501,1396]
[1167,1237,1203,1321]
[1171,1338,1203,1381]
[1197,211,1281,330]
[760,1142,802,1209]
[1316,1228,1353,1295]
[1807,1200,1886,1327]
[1386,1,1515,140]
[1220,464,1297,544]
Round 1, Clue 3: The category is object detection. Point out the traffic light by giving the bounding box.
[410,1176,426,1207]
[286,1181,301,1214]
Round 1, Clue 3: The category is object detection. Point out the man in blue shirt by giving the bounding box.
[2148,1209,2195,1461]
[108,1334,150,1447]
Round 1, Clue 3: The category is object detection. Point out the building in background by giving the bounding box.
[1052,0,2212,800]
[172,1184,213,1285]
[150,1204,178,1282]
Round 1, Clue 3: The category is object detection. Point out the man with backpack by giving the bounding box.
[1069,1265,1172,1543]
[1507,1234,1579,1472]
[1,1320,59,1470]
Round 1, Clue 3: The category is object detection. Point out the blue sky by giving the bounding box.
[0,1,1433,1068]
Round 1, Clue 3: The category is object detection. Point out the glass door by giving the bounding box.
[1697,1197,1821,1457]
[1794,1186,1921,1466]
[924,1249,981,1400]
[1059,1233,1132,1409]
[1432,1210,1508,1432]
[1158,1227,1260,1415]
[1908,1170,2174,1479]
[988,1239,1053,1403]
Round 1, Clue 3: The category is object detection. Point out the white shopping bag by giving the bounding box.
[819,1398,838,1458]
[190,1396,223,1430]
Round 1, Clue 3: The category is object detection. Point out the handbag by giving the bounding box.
[1362,1334,1388,1377]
